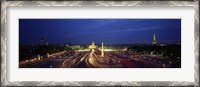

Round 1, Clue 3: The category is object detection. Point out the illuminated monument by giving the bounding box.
[101,42,104,57]
[89,41,96,49]
[152,33,157,45]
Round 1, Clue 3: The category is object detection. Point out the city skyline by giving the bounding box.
[19,19,181,45]
[19,19,181,68]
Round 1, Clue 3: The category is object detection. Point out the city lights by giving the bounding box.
[19,19,181,68]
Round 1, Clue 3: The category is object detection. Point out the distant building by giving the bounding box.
[152,33,157,46]
[65,43,69,47]
[88,41,97,49]
[40,37,48,45]
[69,45,81,50]
[160,44,167,46]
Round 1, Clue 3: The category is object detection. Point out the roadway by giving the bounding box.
[19,49,180,68]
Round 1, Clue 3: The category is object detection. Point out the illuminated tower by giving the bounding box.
[101,42,104,57]
[152,33,157,45]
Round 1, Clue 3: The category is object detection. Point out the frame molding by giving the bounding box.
[1,1,199,87]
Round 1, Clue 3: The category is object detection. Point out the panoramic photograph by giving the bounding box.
[19,19,181,68]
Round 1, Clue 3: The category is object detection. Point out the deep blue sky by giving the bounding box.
[19,19,181,45]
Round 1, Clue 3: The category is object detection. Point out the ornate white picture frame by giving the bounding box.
[1,0,199,87]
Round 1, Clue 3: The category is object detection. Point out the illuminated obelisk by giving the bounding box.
[101,42,104,57]
[152,33,157,45]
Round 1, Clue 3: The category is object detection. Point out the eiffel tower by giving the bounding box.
[152,33,157,46]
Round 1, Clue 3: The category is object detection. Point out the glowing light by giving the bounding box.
[88,41,96,49]
[101,42,104,57]
[47,53,50,58]
[38,55,41,61]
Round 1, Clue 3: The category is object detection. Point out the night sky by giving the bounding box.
[19,19,181,45]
